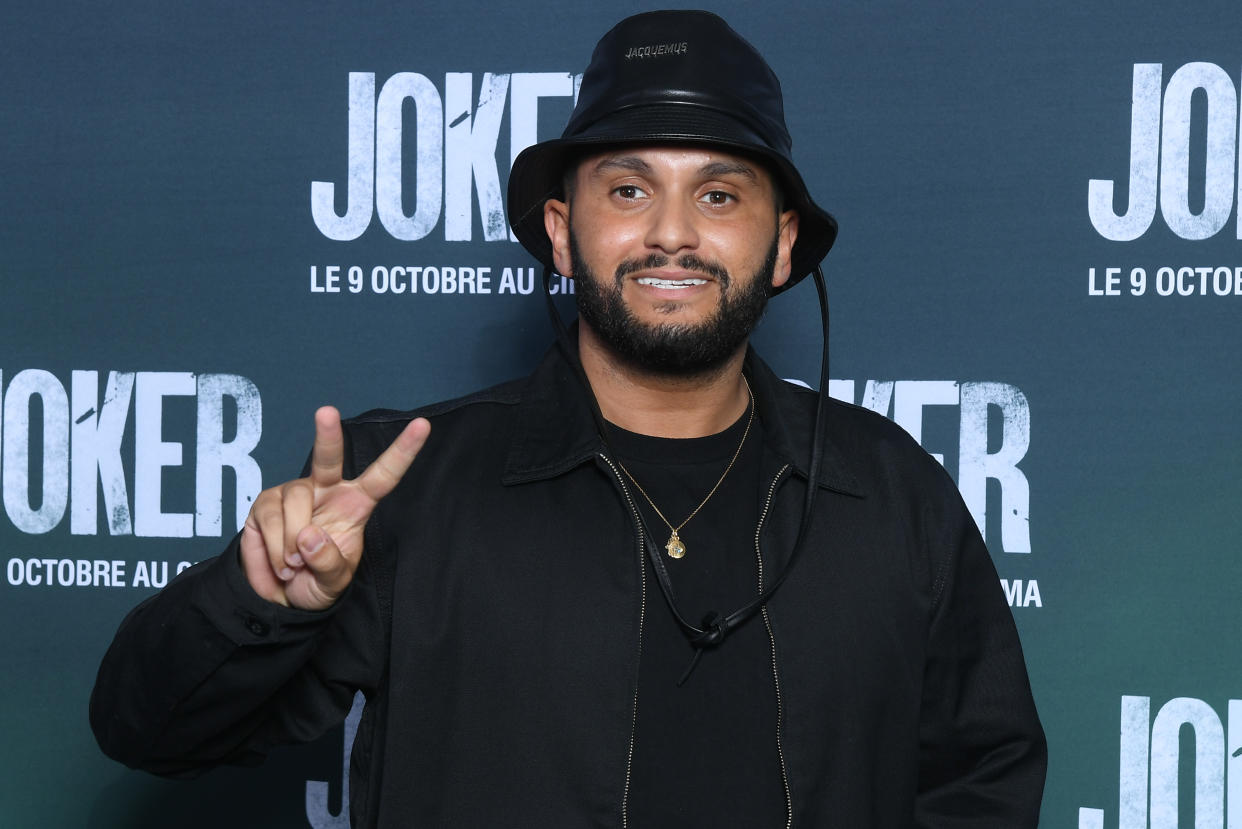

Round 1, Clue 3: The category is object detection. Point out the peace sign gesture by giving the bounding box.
[240,406,431,610]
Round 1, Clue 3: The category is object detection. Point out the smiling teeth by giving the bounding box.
[637,277,707,288]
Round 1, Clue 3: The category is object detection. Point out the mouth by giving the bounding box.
[635,276,710,290]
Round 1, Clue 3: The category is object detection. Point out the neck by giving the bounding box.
[577,323,751,438]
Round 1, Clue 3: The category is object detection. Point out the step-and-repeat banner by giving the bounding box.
[3,2,1238,826]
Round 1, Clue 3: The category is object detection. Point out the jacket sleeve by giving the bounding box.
[912,465,1048,827]
[89,528,385,777]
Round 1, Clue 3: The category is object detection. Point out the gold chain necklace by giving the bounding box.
[615,377,755,560]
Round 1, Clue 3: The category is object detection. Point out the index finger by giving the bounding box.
[354,417,431,502]
[310,406,345,487]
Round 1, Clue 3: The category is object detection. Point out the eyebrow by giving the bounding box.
[698,160,758,183]
[590,155,654,177]
[587,155,759,183]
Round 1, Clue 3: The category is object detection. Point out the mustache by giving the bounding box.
[614,253,730,287]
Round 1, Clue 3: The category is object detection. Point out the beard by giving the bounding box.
[570,227,777,378]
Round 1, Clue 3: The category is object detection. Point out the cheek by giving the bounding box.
[702,223,773,271]
[571,214,645,268]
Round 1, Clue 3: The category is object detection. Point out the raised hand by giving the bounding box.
[239,406,430,610]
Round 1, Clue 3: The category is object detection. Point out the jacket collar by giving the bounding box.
[501,342,866,498]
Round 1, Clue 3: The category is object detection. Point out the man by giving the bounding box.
[92,10,1046,827]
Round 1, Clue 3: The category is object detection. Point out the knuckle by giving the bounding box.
[252,488,280,510]
[254,500,284,524]
[281,478,311,498]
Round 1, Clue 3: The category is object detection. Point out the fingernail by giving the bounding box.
[278,567,294,581]
[288,552,304,567]
[299,527,326,555]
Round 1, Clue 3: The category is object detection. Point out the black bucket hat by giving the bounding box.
[507,9,837,292]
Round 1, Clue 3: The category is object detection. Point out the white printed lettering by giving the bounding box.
[1159,63,1237,240]
[1088,64,1162,241]
[196,374,263,536]
[2,370,69,533]
[133,373,196,537]
[1089,62,1242,241]
[959,382,1031,553]
[71,371,134,535]
[376,73,443,241]
[1079,695,1241,827]
[311,73,376,240]
[445,73,508,241]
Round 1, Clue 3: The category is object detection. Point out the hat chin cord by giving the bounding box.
[542,263,830,685]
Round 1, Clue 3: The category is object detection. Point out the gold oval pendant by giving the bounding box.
[666,532,686,559]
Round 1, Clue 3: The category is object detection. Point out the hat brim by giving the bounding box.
[507,104,837,294]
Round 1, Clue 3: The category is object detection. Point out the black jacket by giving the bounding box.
[91,345,1047,827]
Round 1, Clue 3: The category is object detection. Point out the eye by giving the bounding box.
[700,190,736,206]
[613,184,648,200]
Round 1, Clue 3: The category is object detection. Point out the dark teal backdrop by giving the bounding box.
[2,2,1239,826]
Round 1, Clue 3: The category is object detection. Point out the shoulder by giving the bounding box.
[829,394,959,497]
[337,376,526,473]
[347,375,526,427]
[824,396,936,471]
[764,370,947,491]
[792,383,970,529]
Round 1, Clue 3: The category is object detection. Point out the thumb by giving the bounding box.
[294,524,356,606]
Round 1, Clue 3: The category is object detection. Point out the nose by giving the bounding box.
[643,195,700,255]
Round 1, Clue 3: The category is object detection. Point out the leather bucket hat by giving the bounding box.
[507,9,838,292]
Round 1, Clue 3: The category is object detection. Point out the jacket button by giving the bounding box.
[246,618,270,637]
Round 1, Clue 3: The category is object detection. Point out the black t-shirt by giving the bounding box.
[608,405,785,827]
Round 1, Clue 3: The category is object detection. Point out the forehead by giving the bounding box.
[572,144,774,187]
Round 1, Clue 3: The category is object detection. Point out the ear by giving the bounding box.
[770,209,800,290]
[543,198,572,277]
